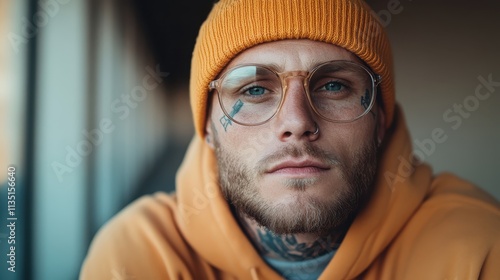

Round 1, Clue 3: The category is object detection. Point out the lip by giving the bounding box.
[266,158,331,174]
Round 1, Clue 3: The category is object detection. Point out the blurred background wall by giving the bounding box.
[0,0,498,279]
[369,0,500,199]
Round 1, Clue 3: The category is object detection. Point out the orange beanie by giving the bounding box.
[190,0,395,136]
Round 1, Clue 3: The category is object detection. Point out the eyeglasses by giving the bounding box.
[209,60,382,126]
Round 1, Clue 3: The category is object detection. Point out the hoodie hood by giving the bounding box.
[175,104,433,279]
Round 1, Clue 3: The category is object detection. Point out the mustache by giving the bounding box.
[256,143,341,173]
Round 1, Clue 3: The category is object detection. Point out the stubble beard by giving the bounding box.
[214,138,379,236]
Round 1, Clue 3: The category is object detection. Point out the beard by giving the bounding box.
[214,137,379,236]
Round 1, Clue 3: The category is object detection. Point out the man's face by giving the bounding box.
[206,39,385,235]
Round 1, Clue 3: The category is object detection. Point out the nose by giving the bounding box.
[273,78,320,142]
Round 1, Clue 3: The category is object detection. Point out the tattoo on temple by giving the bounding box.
[360,89,371,110]
[220,99,244,131]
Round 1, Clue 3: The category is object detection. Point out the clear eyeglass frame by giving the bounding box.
[208,60,382,126]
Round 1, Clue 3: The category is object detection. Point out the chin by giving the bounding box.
[247,181,354,235]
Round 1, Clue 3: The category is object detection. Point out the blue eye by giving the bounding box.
[323,82,343,91]
[246,86,266,95]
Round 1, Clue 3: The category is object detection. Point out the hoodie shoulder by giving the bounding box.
[79,192,207,280]
[378,172,500,279]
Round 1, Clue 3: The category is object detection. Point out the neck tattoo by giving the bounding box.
[238,214,349,261]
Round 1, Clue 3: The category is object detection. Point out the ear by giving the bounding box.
[376,106,386,146]
[205,115,215,150]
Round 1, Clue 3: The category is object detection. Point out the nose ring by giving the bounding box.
[313,123,319,135]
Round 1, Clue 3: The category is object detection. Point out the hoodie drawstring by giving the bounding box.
[250,267,260,280]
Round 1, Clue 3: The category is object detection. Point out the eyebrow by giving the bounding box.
[263,62,286,72]
[254,61,334,74]
[243,60,324,72]
[228,56,364,74]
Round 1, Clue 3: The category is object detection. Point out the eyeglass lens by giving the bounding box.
[217,61,375,125]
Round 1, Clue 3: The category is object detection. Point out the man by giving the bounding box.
[80,0,500,279]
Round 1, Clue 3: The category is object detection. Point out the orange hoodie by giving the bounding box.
[79,105,500,279]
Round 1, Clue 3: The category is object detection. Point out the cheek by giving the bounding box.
[349,121,376,144]
[321,118,376,157]
[211,99,274,156]
[224,127,274,166]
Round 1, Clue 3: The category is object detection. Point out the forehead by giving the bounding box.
[223,39,362,73]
